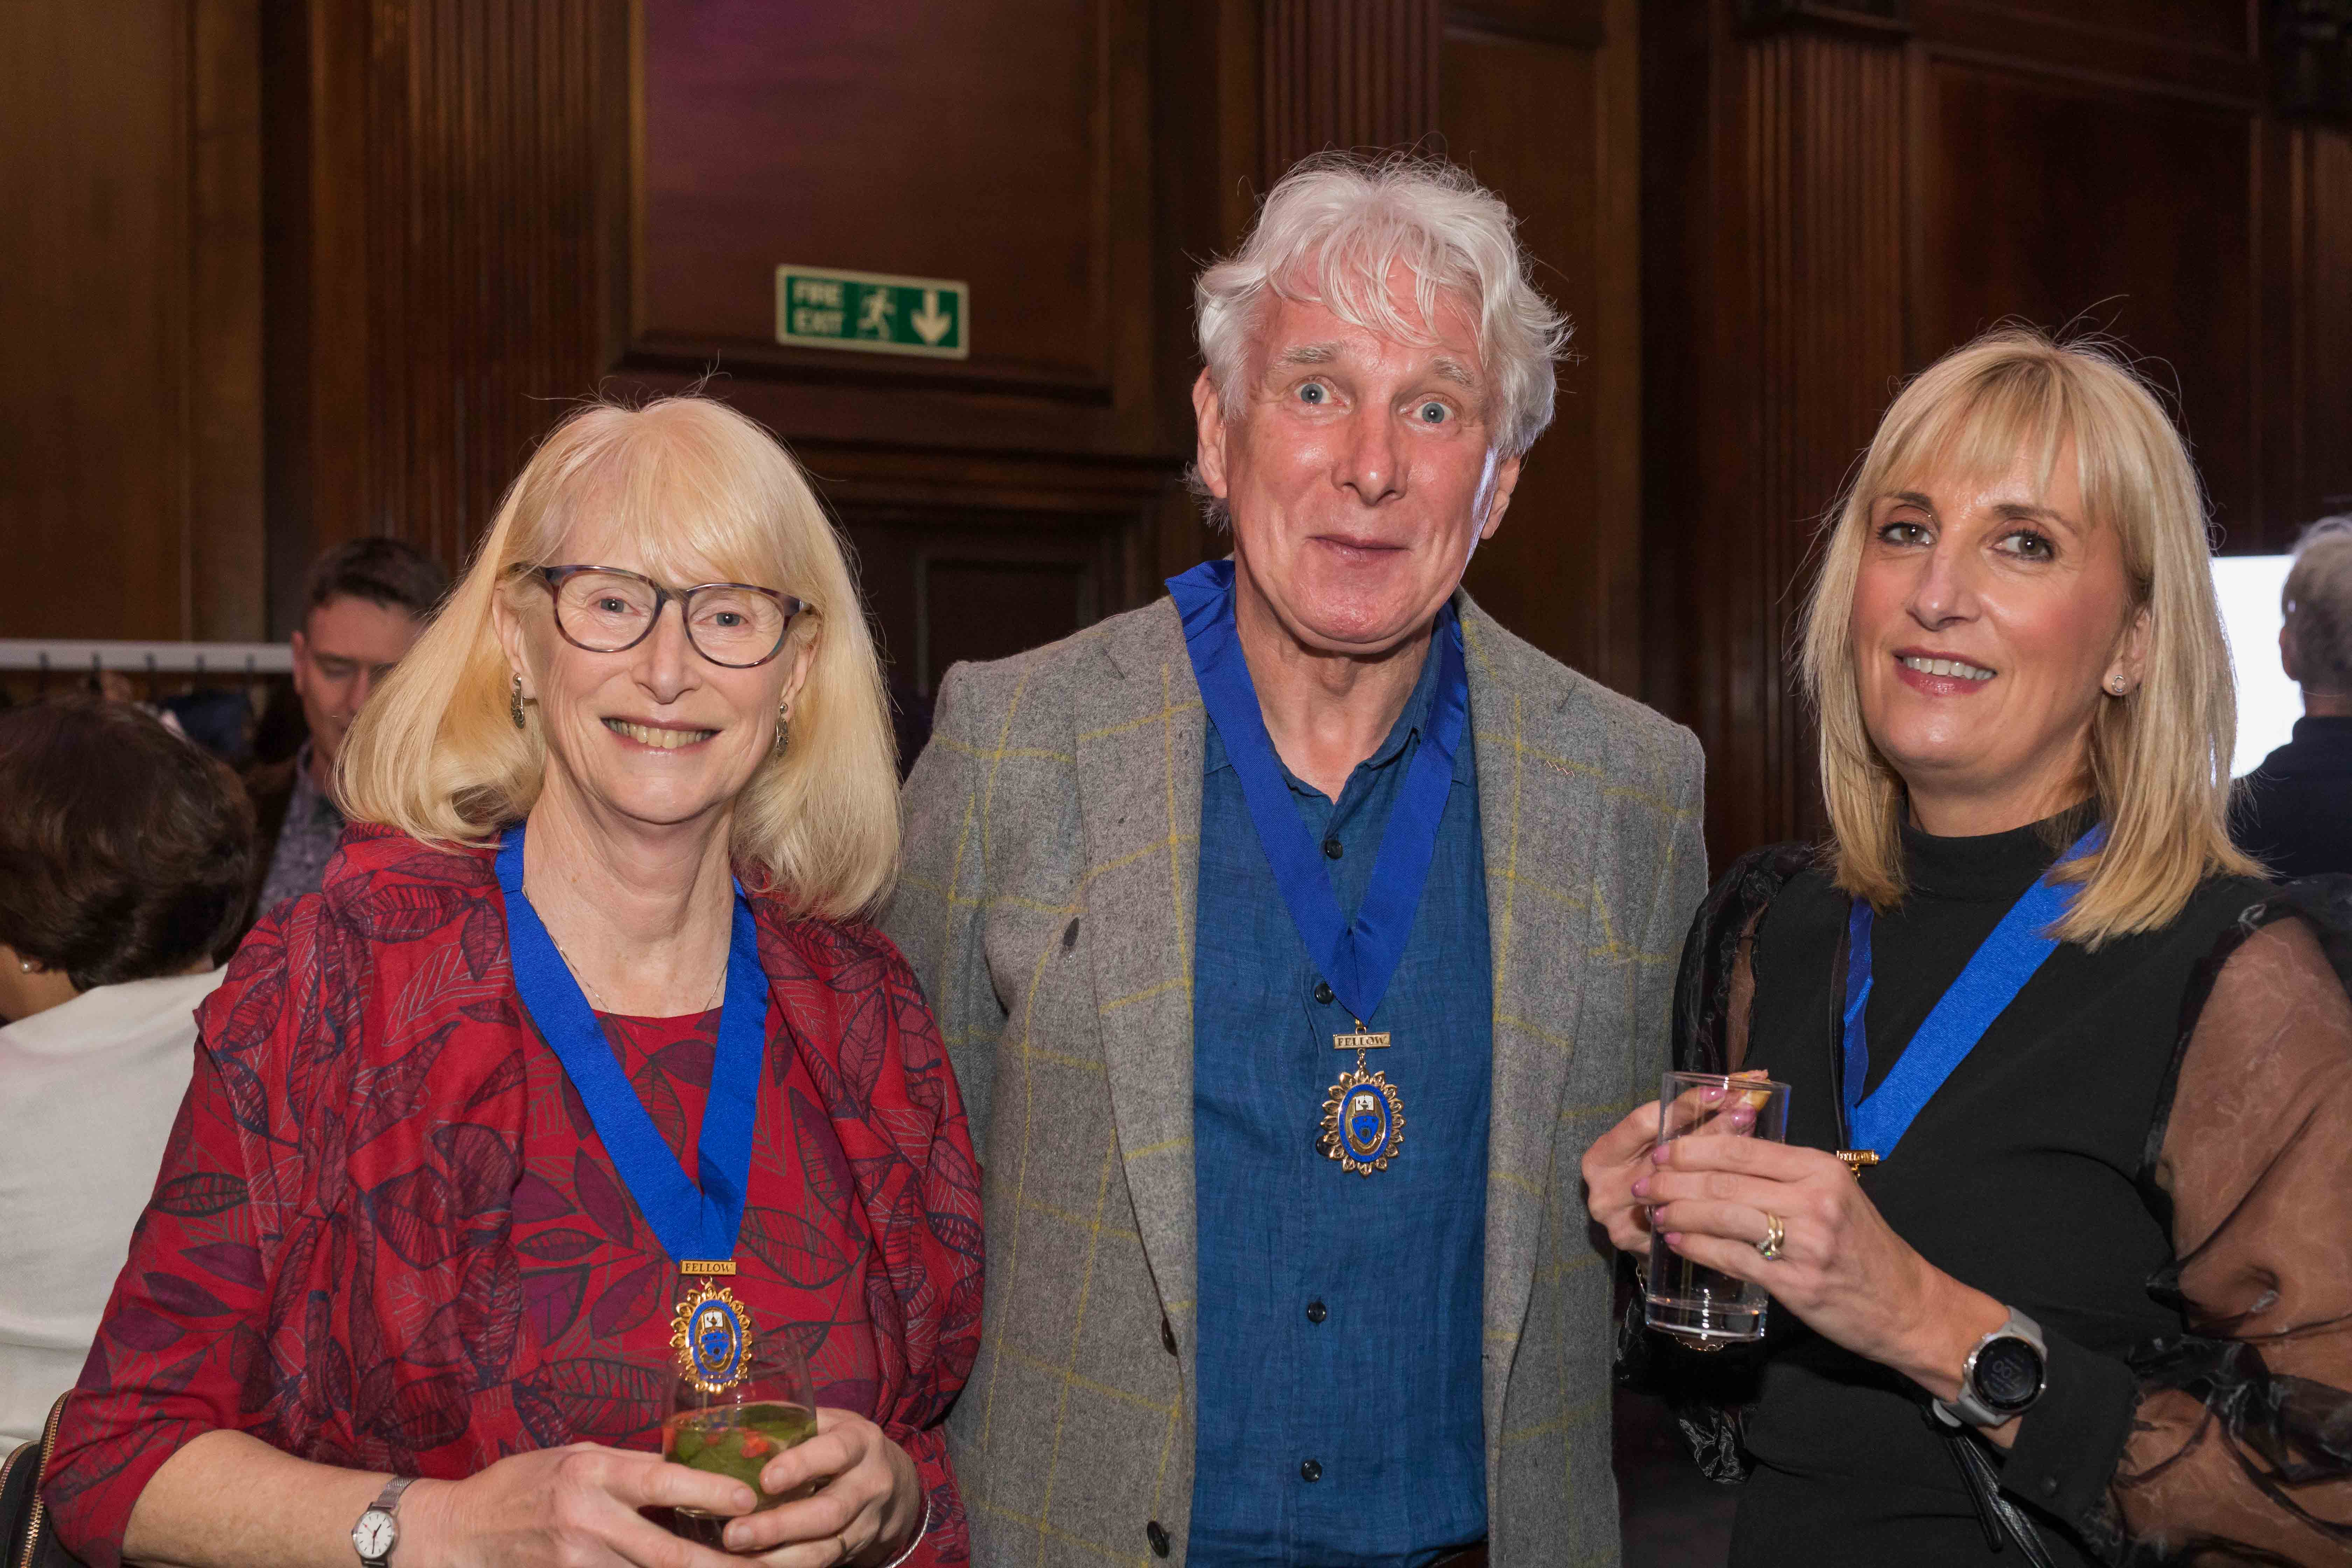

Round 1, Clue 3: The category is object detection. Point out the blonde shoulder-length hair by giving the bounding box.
[339,394,900,922]
[1799,327,2258,947]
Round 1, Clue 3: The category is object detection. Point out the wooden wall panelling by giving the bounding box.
[1148,0,1262,582]
[616,0,1166,461]
[1908,0,2260,97]
[189,0,269,642]
[0,0,265,643]
[1642,0,1908,865]
[264,0,621,630]
[607,0,1196,713]
[1441,0,1644,695]
[2302,125,2352,517]
[1913,53,2264,539]
[791,446,1175,710]
[1262,0,1444,180]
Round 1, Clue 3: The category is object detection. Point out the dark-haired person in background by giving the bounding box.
[2237,516,2352,877]
[245,536,447,913]
[0,699,256,1447]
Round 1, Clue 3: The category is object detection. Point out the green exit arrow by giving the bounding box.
[775,266,969,360]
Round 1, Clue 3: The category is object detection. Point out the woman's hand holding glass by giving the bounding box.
[408,1443,759,1568]
[1582,1072,1768,1254]
[402,1420,920,1568]
[1634,1135,2010,1415]
[718,1408,923,1566]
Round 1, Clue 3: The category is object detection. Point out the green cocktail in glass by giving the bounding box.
[667,1402,817,1499]
[662,1338,817,1552]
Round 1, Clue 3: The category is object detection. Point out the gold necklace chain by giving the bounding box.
[532,886,728,1016]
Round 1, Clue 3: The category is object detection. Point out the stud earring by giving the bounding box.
[773,705,791,759]
[19,959,33,974]
[2107,675,2130,696]
[510,674,527,730]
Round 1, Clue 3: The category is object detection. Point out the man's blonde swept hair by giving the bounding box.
[338,395,900,921]
[1798,328,2259,947]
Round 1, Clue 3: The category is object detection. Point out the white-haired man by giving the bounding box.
[887,154,1707,1567]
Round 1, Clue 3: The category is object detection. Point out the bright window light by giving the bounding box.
[2212,554,2299,779]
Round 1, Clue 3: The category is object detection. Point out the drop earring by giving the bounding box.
[510,674,527,729]
[774,705,791,759]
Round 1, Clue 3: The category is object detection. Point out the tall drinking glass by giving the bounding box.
[663,1339,818,1549]
[1644,1070,1791,1345]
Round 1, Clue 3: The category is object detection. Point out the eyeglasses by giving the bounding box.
[525,565,806,669]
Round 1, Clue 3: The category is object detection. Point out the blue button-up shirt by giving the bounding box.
[1189,633,1493,1566]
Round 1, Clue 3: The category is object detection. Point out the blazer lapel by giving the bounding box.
[1071,600,1206,1362]
[1462,598,1605,1455]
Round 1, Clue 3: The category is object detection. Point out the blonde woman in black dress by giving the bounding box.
[1585,329,2352,1564]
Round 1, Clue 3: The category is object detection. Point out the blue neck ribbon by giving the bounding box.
[1167,559,1470,1026]
[1840,824,2105,1157]
[495,822,769,1264]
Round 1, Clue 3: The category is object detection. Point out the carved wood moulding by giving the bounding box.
[1735,0,1911,39]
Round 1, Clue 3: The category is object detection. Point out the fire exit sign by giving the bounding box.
[775,266,969,359]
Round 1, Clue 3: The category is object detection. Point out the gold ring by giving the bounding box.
[1756,1212,1785,1261]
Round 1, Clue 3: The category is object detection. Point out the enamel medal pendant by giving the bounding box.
[671,1265,755,1394]
[1319,1022,1405,1176]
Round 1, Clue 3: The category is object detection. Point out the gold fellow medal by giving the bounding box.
[1319,1022,1404,1175]
[671,1274,756,1394]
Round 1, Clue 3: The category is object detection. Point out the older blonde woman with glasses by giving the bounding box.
[1586,329,2352,1564]
[41,397,979,1568]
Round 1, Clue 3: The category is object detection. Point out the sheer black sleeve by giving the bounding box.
[2088,880,2352,1563]
[1614,846,1820,1481]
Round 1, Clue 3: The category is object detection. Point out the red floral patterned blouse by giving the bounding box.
[42,827,982,1567]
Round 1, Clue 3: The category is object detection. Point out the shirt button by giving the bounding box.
[1312,981,1334,1005]
[2040,1478,2058,1498]
[1146,1520,1170,1557]
[1305,1300,1327,1324]
[1322,836,1343,859]
[1300,1459,1323,1483]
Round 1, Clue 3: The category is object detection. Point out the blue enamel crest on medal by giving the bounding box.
[671,1260,755,1394]
[1319,1019,1406,1175]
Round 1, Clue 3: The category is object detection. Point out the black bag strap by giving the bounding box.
[1942,1420,2062,1567]
[2,1393,91,1568]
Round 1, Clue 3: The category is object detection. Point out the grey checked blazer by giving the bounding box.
[883,592,1707,1568]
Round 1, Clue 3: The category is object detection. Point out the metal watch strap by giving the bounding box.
[354,1474,416,1568]
[1933,1307,2047,1429]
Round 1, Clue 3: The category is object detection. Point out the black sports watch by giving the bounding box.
[1933,1308,2048,1428]
[350,1475,416,1568]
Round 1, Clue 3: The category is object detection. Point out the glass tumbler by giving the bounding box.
[1643,1070,1791,1346]
[662,1338,818,1550]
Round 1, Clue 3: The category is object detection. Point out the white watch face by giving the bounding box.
[354,1511,397,1559]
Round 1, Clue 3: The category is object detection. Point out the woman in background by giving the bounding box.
[1587,330,2352,1563]
[0,698,254,1448]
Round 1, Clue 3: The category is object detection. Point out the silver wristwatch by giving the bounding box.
[351,1475,416,1568]
[1933,1307,2049,1429]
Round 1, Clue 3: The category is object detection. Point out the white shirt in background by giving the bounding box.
[0,967,225,1448]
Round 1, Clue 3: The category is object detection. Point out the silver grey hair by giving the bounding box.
[1194,151,1572,467]
[2284,514,2352,693]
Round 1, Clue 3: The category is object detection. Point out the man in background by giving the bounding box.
[247,537,446,913]
[2237,516,2352,877]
